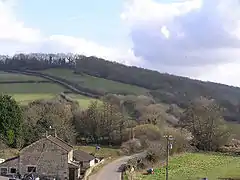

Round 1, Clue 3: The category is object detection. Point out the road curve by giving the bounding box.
[89,152,146,180]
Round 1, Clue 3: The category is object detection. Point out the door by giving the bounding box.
[69,168,75,180]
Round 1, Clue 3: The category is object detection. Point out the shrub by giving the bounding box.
[163,127,193,154]
[121,138,143,155]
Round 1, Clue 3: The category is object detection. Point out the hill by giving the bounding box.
[39,68,148,95]
[74,57,240,123]
[1,53,240,122]
[0,71,94,108]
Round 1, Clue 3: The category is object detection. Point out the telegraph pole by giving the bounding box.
[164,135,173,180]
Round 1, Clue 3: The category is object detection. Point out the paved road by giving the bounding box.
[89,152,146,180]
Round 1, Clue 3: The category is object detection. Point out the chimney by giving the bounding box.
[54,129,57,137]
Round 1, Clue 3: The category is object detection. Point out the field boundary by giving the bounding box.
[0,80,51,84]
[4,70,101,98]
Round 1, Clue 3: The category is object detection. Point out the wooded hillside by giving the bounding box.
[1,53,240,123]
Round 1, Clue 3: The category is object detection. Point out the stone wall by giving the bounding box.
[82,159,104,180]
[19,138,69,179]
[0,157,19,175]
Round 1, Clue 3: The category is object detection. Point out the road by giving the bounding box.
[89,152,146,180]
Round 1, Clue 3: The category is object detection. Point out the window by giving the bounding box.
[0,167,8,175]
[10,168,16,174]
[27,166,36,173]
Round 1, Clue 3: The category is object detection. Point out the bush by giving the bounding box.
[126,140,166,170]
[145,140,166,162]
[127,156,147,170]
[133,124,163,147]
[163,127,193,154]
[218,138,240,154]
[121,138,143,155]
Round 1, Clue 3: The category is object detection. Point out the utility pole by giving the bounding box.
[120,100,134,140]
[163,135,173,180]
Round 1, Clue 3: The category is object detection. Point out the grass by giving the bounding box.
[0,71,44,81]
[11,93,56,105]
[67,93,98,109]
[0,71,95,108]
[8,93,94,108]
[75,145,121,159]
[227,123,240,139]
[137,153,240,180]
[0,83,67,93]
[40,68,148,95]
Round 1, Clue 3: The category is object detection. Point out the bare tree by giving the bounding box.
[180,97,230,151]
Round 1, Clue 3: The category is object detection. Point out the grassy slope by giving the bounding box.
[75,146,121,159]
[137,153,240,180]
[0,71,94,108]
[0,71,44,81]
[40,68,148,95]
[227,123,240,139]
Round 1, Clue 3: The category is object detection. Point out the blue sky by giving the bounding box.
[1,0,240,86]
[16,0,129,47]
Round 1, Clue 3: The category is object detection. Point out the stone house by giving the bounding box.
[0,135,95,180]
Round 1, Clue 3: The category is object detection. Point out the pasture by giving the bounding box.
[0,71,94,108]
[136,153,240,180]
[40,68,148,95]
[9,93,94,109]
[0,71,44,81]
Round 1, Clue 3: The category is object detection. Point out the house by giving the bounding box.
[0,175,8,180]
[0,135,96,180]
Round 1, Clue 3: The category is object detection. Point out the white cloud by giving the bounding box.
[122,0,240,66]
[38,35,143,65]
[0,0,143,66]
[0,0,41,43]
[121,0,240,86]
[2,0,240,87]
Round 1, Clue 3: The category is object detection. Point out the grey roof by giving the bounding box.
[47,135,73,152]
[0,156,19,165]
[73,150,95,162]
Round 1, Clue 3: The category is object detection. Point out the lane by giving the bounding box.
[89,152,146,180]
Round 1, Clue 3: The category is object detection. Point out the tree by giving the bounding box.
[74,100,128,145]
[138,104,167,126]
[74,100,103,144]
[23,98,76,145]
[0,94,23,148]
[180,97,230,151]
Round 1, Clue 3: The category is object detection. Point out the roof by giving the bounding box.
[73,150,95,162]
[46,135,73,152]
[0,156,19,165]
[68,161,79,168]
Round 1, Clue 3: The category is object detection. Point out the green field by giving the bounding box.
[75,146,120,159]
[227,123,240,139]
[8,93,94,108]
[0,72,94,108]
[0,83,67,93]
[40,68,148,95]
[0,71,44,81]
[137,153,240,180]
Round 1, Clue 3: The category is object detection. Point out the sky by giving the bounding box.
[1,0,240,86]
